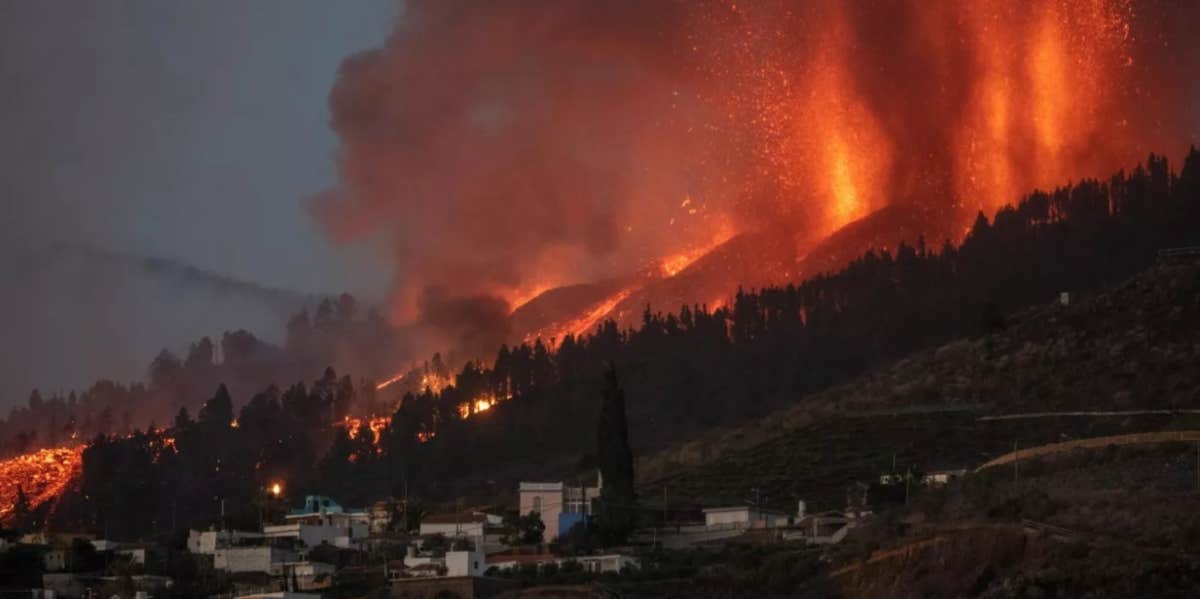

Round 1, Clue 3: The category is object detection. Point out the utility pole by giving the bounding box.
[662,485,668,528]
[904,468,911,505]
[1013,440,1020,484]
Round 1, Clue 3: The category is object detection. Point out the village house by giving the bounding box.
[262,495,370,549]
[701,506,792,529]
[398,545,488,579]
[518,473,601,540]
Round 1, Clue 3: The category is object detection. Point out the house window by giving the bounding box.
[533,497,542,513]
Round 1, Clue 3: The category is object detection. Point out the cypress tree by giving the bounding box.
[596,364,635,544]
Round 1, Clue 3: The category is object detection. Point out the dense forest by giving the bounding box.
[8,148,1200,541]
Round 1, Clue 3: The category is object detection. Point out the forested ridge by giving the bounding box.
[6,149,1200,539]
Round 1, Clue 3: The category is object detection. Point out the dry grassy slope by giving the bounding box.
[832,442,1200,598]
[637,259,1200,484]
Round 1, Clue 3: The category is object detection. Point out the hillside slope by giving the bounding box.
[639,257,1200,484]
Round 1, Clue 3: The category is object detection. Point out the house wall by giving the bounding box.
[704,509,749,527]
[519,489,563,539]
[761,512,791,528]
[263,523,359,549]
[445,551,486,577]
[213,546,296,574]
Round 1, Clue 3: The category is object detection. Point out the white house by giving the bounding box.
[518,474,601,540]
[401,549,486,578]
[702,506,791,529]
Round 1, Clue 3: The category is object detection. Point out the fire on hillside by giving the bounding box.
[0,445,85,524]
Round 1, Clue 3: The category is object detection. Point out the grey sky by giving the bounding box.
[0,1,397,408]
[1,0,394,293]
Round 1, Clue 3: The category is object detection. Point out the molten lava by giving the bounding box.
[0,445,85,523]
[522,287,635,345]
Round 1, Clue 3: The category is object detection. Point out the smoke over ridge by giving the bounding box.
[313,0,1200,353]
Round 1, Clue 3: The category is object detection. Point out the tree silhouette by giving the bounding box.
[596,365,635,544]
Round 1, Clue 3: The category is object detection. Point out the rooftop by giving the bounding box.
[702,506,791,516]
[421,513,488,525]
[518,482,564,492]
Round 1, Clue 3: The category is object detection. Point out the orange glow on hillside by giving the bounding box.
[523,286,635,345]
[456,393,505,420]
[659,224,737,278]
[0,445,85,523]
[344,415,390,446]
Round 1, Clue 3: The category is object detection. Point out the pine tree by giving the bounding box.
[198,384,234,428]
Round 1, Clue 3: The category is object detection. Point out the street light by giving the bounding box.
[271,482,283,497]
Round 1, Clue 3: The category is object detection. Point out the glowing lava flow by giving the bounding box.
[658,224,737,278]
[0,445,85,523]
[376,371,454,393]
[523,287,635,345]
[375,372,405,391]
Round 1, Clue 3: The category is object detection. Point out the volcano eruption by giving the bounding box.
[313,0,1199,356]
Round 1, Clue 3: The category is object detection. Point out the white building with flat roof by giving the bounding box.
[702,506,791,529]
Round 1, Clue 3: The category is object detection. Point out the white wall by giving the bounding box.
[519,489,562,539]
[444,551,485,577]
[704,509,750,527]
[214,547,270,574]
